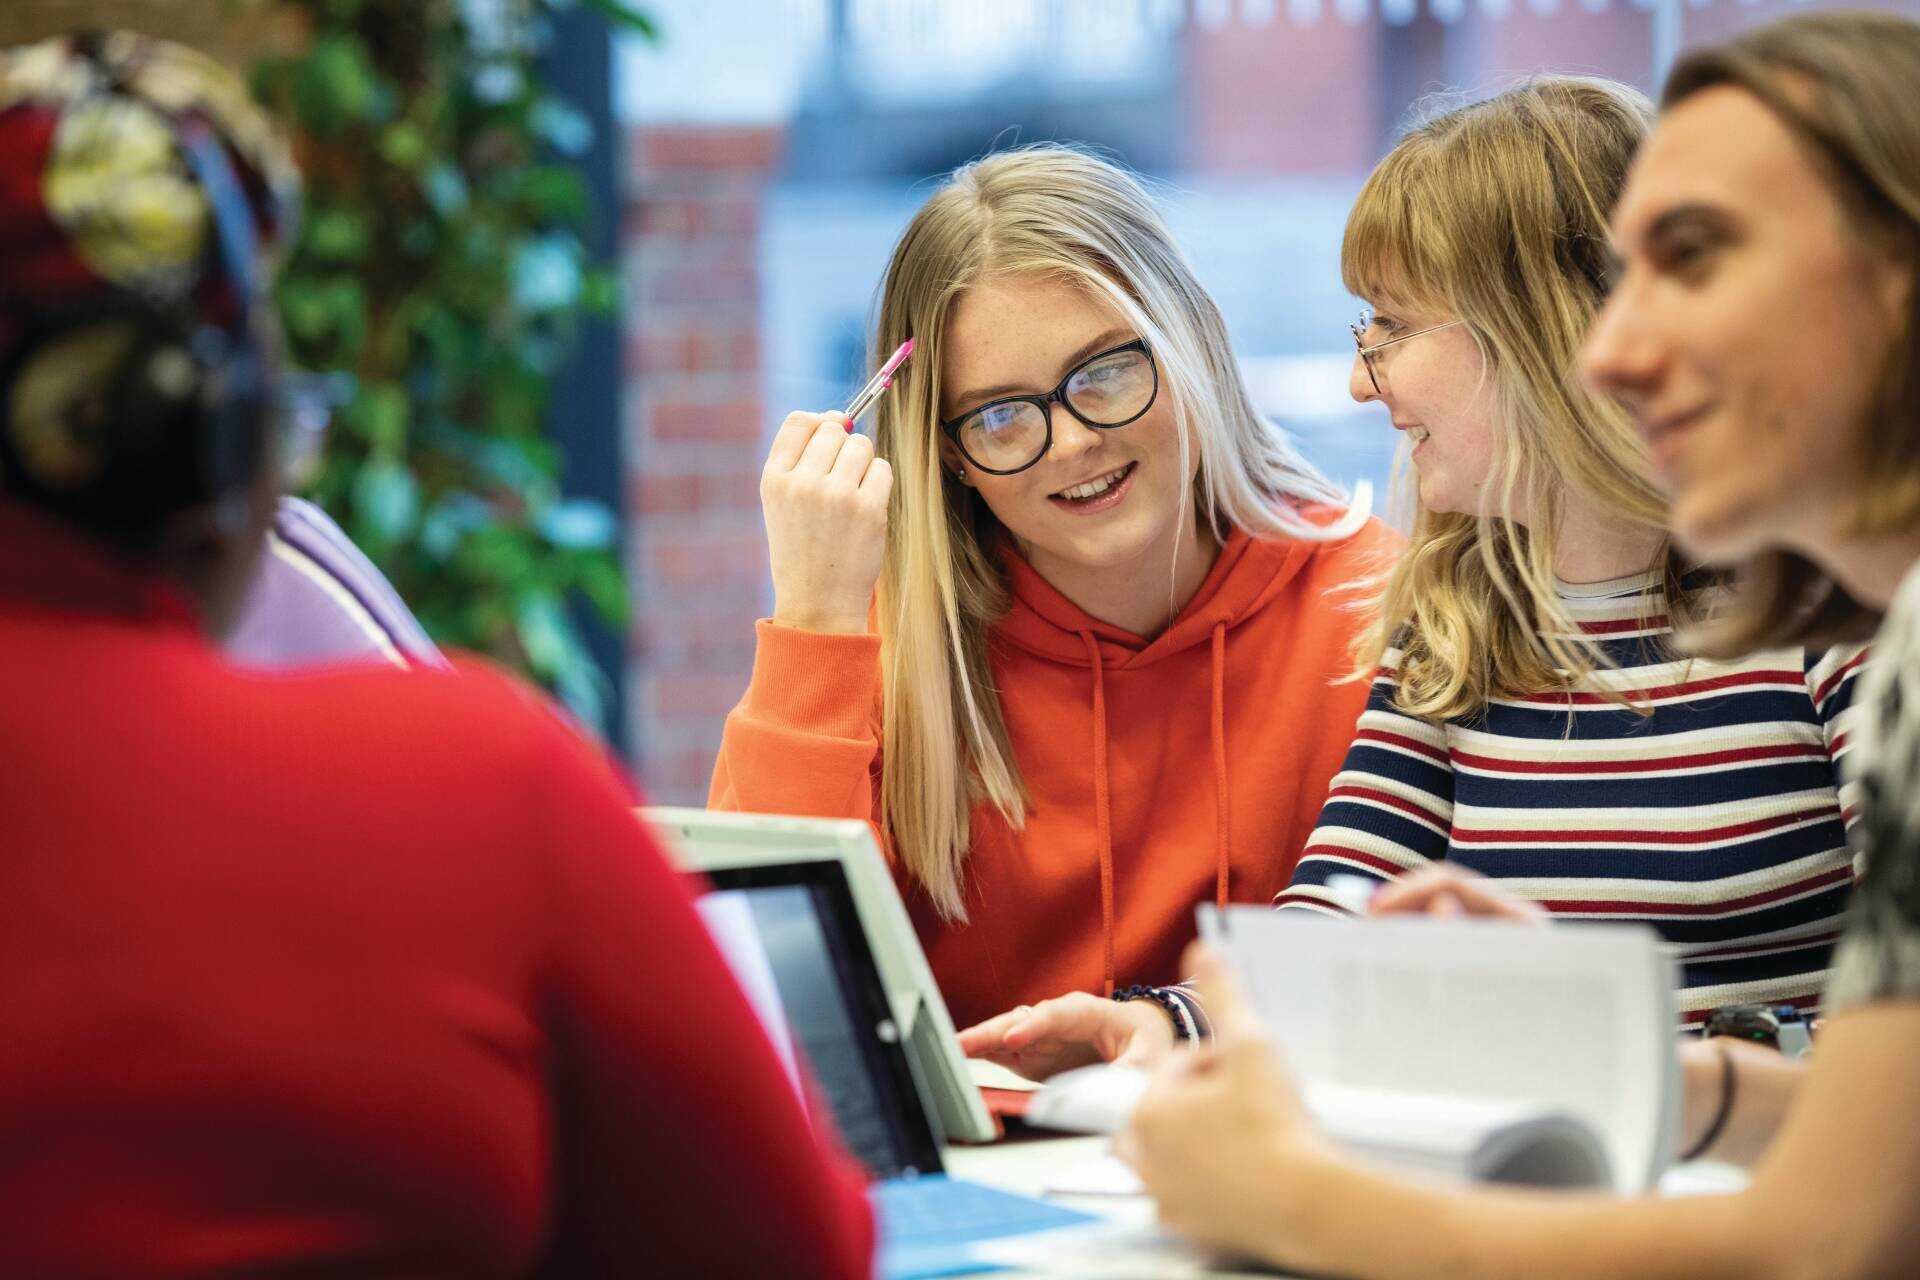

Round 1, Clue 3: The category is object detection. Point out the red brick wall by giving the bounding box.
[624,125,785,803]
[1186,16,1380,175]
[1183,9,1651,179]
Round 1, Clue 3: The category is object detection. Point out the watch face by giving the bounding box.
[1704,1003,1782,1049]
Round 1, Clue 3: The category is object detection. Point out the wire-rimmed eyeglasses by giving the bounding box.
[1350,311,1465,396]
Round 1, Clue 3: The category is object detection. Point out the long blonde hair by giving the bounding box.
[869,145,1357,919]
[1343,77,1694,721]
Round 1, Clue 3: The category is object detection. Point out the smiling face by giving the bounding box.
[1350,300,1499,518]
[939,273,1201,592]
[1582,85,1909,566]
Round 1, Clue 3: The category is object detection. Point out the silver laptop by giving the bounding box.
[645,808,1095,1278]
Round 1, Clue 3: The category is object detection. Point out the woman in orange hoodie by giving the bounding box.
[709,145,1398,1035]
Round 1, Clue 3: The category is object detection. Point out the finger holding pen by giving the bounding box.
[756,338,913,634]
[765,409,852,470]
[760,410,891,635]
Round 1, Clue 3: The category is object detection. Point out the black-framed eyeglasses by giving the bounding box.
[940,338,1158,476]
[1349,310,1464,396]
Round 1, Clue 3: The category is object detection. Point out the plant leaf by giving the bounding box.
[575,0,660,39]
[351,458,422,546]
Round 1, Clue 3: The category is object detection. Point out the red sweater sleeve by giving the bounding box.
[708,619,886,825]
[536,717,874,1278]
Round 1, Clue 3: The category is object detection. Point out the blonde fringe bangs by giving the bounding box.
[1340,142,1453,321]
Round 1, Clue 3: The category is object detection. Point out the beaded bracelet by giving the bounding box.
[1112,984,1198,1043]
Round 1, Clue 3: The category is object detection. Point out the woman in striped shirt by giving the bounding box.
[965,75,1862,1077]
[1278,76,1864,1027]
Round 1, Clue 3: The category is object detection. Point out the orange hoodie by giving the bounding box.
[709,518,1400,1031]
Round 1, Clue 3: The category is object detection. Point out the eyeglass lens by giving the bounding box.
[1351,311,1381,395]
[954,344,1156,473]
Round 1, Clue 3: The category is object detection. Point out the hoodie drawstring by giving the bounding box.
[1082,623,1232,996]
[1082,625,1228,997]
[1211,621,1231,910]
[1079,631,1117,997]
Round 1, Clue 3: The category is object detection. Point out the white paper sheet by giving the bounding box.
[1198,905,1679,1192]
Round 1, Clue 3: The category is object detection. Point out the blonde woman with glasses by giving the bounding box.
[968,76,1864,1077]
[1128,14,1920,1277]
[709,145,1397,1045]
[1282,73,1865,1025]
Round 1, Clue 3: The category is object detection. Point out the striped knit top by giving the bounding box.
[1279,571,1868,1025]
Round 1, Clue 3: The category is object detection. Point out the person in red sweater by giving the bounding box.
[710,145,1398,1044]
[0,33,870,1278]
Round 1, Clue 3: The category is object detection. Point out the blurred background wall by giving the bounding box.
[620,0,1918,802]
[6,0,1914,804]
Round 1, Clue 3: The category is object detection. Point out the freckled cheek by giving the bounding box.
[1153,413,1204,496]
[970,476,1045,527]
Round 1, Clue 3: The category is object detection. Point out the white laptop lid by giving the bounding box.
[646,807,998,1145]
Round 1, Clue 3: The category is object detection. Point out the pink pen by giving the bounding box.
[841,338,916,430]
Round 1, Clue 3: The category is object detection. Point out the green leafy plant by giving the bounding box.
[247,0,648,732]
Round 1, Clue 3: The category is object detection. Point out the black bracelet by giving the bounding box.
[1680,1038,1737,1162]
[1112,984,1197,1043]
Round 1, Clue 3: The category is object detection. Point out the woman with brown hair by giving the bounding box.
[1125,13,1920,1279]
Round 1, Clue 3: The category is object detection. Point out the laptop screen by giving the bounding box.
[697,860,944,1180]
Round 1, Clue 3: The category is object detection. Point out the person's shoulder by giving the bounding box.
[1335,513,1404,560]
[236,649,604,783]
[1232,507,1397,654]
[1285,507,1403,579]
[1801,638,1874,667]
[226,497,445,670]
[249,646,520,706]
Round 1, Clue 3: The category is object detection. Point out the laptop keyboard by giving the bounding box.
[874,1173,1095,1248]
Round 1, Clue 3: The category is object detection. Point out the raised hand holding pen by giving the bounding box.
[759,340,914,635]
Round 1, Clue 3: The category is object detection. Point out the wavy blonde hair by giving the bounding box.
[1343,77,1697,721]
[868,145,1360,919]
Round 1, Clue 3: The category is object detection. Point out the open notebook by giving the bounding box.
[1030,905,1679,1194]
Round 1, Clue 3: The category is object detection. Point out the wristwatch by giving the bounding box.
[1701,1003,1798,1051]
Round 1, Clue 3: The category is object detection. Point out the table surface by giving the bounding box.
[940,1132,1751,1278]
[943,1133,1201,1277]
